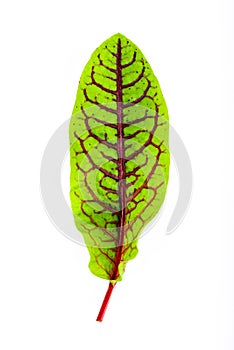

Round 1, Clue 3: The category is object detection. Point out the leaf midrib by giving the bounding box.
[111,38,126,280]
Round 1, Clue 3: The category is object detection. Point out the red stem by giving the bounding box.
[96,282,116,322]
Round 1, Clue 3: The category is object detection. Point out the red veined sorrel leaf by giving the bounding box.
[69,33,170,321]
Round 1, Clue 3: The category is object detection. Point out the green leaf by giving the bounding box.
[69,33,170,320]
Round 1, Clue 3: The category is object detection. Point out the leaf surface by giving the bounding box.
[69,33,170,315]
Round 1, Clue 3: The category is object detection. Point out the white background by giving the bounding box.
[0,0,233,349]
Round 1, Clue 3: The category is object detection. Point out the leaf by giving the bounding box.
[69,33,170,321]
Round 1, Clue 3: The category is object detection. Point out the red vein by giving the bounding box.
[112,38,126,280]
[121,51,137,68]
[122,66,145,89]
[96,39,126,322]
[123,78,151,108]
[98,53,117,73]
[83,88,117,114]
[89,68,117,95]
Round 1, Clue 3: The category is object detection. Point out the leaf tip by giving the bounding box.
[109,32,129,42]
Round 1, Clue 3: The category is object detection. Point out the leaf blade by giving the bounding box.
[69,33,170,282]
